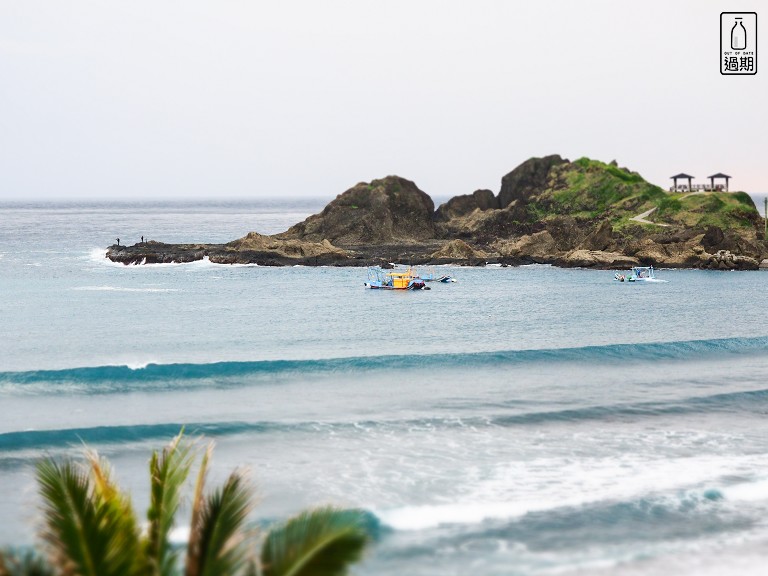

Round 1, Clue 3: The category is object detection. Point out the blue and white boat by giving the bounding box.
[419,267,457,283]
[614,266,667,283]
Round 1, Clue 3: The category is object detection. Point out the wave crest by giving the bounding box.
[2,336,766,390]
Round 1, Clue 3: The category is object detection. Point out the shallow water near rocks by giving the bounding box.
[2,201,768,575]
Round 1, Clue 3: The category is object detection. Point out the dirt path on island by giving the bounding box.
[630,207,671,227]
[630,191,711,226]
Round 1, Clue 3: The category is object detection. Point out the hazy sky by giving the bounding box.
[1,0,765,201]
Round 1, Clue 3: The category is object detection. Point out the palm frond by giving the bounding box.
[144,430,195,576]
[36,457,141,576]
[37,458,100,576]
[84,452,143,575]
[260,507,370,576]
[243,559,259,576]
[194,470,254,576]
[0,548,55,576]
[184,443,212,576]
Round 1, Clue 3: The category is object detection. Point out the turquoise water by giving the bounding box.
[2,201,768,575]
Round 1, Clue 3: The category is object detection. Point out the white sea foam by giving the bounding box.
[72,285,179,293]
[125,361,152,370]
[721,477,768,503]
[582,533,768,576]
[217,260,262,268]
[87,247,129,267]
[88,247,210,268]
[87,249,268,269]
[377,453,768,531]
[377,500,544,531]
[147,255,231,268]
[88,247,108,261]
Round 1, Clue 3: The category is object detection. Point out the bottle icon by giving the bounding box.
[731,18,747,50]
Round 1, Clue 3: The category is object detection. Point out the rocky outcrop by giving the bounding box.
[561,250,640,268]
[435,189,498,221]
[280,176,435,245]
[436,206,530,243]
[106,236,350,266]
[105,156,768,270]
[580,220,614,251]
[430,239,488,262]
[705,250,759,270]
[226,232,349,259]
[498,154,567,208]
[619,231,763,270]
[495,231,559,263]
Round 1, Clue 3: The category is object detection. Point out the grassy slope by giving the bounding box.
[527,157,759,231]
[654,191,757,229]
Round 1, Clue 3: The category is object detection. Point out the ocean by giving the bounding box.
[1,200,768,575]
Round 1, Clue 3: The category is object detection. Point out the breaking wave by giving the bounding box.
[1,336,766,392]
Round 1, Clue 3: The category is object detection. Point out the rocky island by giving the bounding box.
[107,156,768,270]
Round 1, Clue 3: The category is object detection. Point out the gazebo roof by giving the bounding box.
[670,173,694,179]
[708,173,731,179]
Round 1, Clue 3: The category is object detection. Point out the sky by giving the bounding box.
[0,0,766,201]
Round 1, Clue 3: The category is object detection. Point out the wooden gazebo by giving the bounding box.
[708,173,731,192]
[670,173,694,191]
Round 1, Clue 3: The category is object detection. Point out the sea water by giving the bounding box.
[1,200,768,575]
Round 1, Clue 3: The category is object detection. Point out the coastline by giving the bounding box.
[105,240,768,270]
[104,156,768,271]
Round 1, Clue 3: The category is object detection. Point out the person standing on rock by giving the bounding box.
[141,235,144,243]
[116,238,120,246]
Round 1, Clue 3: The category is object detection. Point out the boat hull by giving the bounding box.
[364,282,430,290]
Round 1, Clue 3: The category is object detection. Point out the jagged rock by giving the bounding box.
[107,242,207,265]
[544,216,586,251]
[701,226,725,249]
[581,220,614,251]
[498,154,567,208]
[105,155,768,269]
[706,250,759,270]
[106,235,350,266]
[495,230,560,262]
[281,176,435,245]
[650,229,701,244]
[630,237,704,268]
[562,249,640,268]
[436,203,530,242]
[430,239,487,261]
[435,189,498,221]
[227,232,349,259]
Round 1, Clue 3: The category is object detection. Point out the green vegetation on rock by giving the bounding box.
[525,157,666,222]
[656,191,759,229]
[508,156,758,232]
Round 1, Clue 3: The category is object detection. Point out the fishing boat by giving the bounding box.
[614,266,667,283]
[364,266,430,290]
[419,267,457,283]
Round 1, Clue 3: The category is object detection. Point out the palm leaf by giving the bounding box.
[184,443,212,576]
[194,470,254,576]
[37,458,101,576]
[0,548,55,576]
[84,452,143,575]
[144,430,195,576]
[36,457,141,576]
[260,507,369,576]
